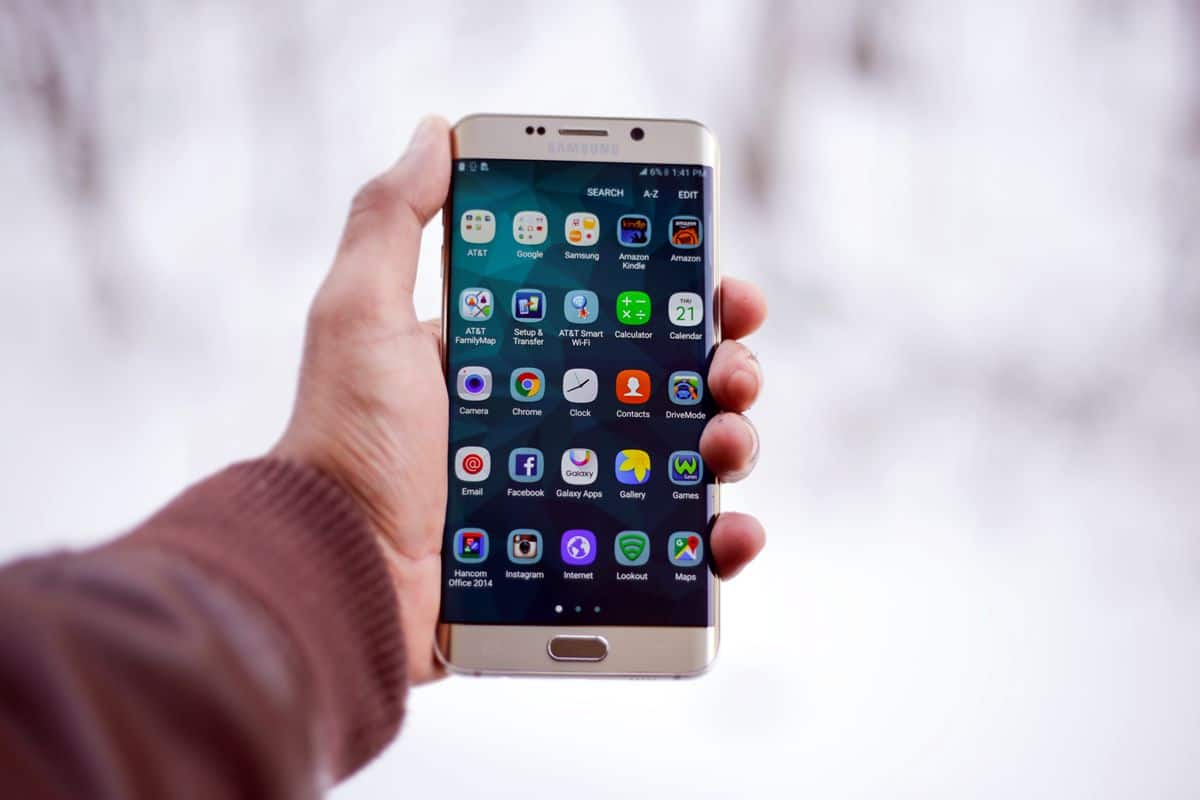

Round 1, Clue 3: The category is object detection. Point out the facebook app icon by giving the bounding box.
[508,448,544,483]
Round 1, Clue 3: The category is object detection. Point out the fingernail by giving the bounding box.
[405,116,440,153]
[745,418,760,467]
[734,352,763,395]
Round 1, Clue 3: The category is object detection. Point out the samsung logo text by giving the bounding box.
[548,141,620,156]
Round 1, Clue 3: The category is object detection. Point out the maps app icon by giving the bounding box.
[668,532,703,567]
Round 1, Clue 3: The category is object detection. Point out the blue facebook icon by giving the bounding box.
[508,448,544,483]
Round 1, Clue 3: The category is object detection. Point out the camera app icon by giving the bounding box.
[508,529,543,565]
[456,366,492,401]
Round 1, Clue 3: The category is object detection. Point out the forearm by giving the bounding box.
[0,460,406,799]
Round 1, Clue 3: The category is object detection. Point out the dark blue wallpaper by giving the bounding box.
[441,158,716,627]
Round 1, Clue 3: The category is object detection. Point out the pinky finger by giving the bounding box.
[709,512,766,579]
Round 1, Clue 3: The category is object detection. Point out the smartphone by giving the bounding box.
[435,115,719,676]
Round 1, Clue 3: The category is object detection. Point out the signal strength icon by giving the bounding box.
[638,167,648,176]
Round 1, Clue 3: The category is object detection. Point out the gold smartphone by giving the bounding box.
[436,115,720,676]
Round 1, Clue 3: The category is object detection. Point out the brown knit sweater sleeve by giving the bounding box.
[0,459,406,799]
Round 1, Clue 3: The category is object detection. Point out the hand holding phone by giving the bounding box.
[273,116,766,684]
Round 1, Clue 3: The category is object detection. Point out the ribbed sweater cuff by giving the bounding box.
[119,458,406,778]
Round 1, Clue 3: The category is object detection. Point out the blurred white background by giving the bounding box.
[3,1,1200,797]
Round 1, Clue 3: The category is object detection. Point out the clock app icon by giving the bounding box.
[562,368,598,404]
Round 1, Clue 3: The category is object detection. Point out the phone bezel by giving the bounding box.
[436,114,721,677]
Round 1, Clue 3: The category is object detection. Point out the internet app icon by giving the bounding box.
[564,290,599,325]
[668,450,703,486]
[561,529,597,566]
[458,288,493,321]
[668,532,704,567]
[614,531,650,567]
[614,449,651,485]
[511,288,546,323]
[560,448,598,485]
[510,368,546,402]
[453,528,489,564]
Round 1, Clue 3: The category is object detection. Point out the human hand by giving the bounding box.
[274,116,768,685]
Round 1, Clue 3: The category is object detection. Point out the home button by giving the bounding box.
[547,635,609,662]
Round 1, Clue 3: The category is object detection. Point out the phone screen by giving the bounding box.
[441,157,715,627]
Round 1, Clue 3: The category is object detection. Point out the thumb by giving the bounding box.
[327,116,451,315]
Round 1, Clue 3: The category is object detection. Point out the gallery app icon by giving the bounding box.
[561,529,597,566]
[508,448,544,483]
[668,292,704,327]
[562,368,598,404]
[668,532,704,567]
[614,530,650,567]
[668,450,704,486]
[511,288,546,323]
[615,369,651,404]
[668,370,703,406]
[563,289,600,325]
[510,368,545,402]
[460,210,496,244]
[560,448,599,485]
[456,366,492,401]
[669,215,702,249]
[616,290,651,325]
[513,210,548,245]
[454,446,491,482]
[617,214,651,247]
[565,212,600,246]
[453,528,489,563]
[458,288,494,322]
[508,529,543,564]
[614,449,651,485]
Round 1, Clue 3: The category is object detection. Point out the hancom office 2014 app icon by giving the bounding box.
[453,528,489,564]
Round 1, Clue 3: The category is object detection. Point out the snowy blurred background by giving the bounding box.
[3,0,1200,797]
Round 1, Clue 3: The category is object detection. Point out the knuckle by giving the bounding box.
[349,176,398,222]
[307,286,387,342]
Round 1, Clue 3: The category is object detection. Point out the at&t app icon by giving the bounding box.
[460,210,496,244]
